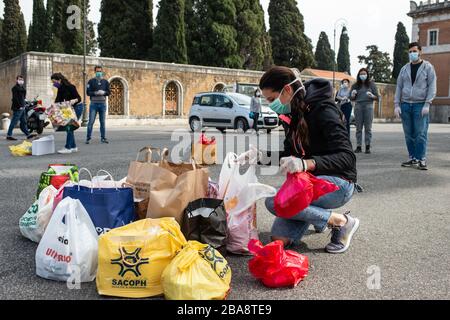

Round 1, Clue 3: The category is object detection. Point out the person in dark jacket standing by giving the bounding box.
[86,66,110,144]
[6,76,36,141]
[51,73,83,154]
[351,68,379,154]
[259,66,359,254]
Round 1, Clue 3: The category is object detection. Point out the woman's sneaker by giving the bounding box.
[417,160,428,171]
[401,159,418,168]
[57,148,72,154]
[326,212,360,254]
[71,148,78,153]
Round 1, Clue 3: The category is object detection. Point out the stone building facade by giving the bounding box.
[0,51,396,121]
[409,0,450,123]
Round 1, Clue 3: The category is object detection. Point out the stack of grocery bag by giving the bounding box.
[18,146,283,299]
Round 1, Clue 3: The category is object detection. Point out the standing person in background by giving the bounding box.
[6,76,36,141]
[86,66,110,144]
[336,79,353,136]
[394,42,436,171]
[51,73,83,154]
[351,68,379,154]
[250,89,262,135]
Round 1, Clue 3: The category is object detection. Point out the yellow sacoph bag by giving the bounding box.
[9,141,32,156]
[96,218,187,298]
[162,241,232,300]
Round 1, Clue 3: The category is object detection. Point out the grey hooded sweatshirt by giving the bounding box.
[394,60,437,109]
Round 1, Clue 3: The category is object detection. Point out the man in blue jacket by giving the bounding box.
[86,66,110,144]
[394,42,437,171]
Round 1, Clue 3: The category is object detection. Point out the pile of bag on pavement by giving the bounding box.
[19,146,312,299]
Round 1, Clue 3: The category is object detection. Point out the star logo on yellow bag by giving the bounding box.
[111,247,149,277]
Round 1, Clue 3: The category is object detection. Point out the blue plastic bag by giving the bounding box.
[62,185,135,235]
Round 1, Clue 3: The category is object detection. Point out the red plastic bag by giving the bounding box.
[274,172,339,219]
[200,133,216,145]
[248,240,309,288]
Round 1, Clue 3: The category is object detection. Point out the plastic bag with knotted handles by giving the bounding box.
[218,152,276,255]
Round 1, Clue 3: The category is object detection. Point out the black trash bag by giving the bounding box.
[182,198,227,256]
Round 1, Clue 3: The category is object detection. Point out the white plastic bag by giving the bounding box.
[219,153,276,255]
[19,185,58,243]
[36,197,98,282]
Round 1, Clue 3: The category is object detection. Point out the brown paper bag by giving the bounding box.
[147,160,209,224]
[126,147,209,224]
[191,143,217,165]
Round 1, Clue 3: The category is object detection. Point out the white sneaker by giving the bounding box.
[71,148,78,153]
[57,148,72,154]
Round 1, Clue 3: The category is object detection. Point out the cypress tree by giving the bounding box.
[153,0,187,64]
[28,0,48,52]
[337,26,351,74]
[234,0,267,70]
[185,0,241,68]
[48,0,65,53]
[98,0,153,60]
[1,0,28,61]
[268,0,314,70]
[314,31,335,71]
[392,22,410,80]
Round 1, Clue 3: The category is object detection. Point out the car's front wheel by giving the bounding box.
[189,117,202,132]
[235,118,249,133]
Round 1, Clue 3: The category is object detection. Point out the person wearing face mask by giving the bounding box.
[350,68,379,154]
[6,76,36,141]
[86,66,111,144]
[336,79,353,135]
[394,42,436,171]
[258,66,359,254]
[250,89,263,134]
[51,73,83,154]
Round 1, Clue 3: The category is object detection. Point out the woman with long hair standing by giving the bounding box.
[350,68,379,154]
[250,89,262,134]
[51,73,83,154]
[259,66,359,254]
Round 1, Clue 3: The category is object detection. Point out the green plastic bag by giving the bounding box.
[36,164,79,199]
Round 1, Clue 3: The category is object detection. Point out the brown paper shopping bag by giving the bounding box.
[126,147,209,224]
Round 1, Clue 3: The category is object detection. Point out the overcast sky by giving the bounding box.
[1,0,413,76]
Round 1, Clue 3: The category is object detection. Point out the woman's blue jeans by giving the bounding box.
[65,103,84,149]
[265,175,355,244]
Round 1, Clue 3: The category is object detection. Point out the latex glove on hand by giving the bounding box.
[280,156,307,175]
[235,145,262,165]
[394,105,401,118]
[96,90,106,96]
[367,92,375,99]
[422,105,430,117]
[351,90,358,98]
[69,99,79,106]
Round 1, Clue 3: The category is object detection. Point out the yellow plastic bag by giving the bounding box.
[162,241,232,300]
[96,218,187,298]
[9,141,32,156]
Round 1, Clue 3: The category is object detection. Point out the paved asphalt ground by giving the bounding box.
[0,123,449,300]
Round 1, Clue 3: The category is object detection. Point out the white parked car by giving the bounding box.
[188,92,279,133]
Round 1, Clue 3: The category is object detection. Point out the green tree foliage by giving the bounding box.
[234,0,270,70]
[185,0,241,68]
[1,0,27,61]
[98,0,153,60]
[48,0,65,53]
[28,0,47,52]
[268,0,314,70]
[392,22,410,80]
[337,26,351,74]
[153,0,187,64]
[358,45,393,83]
[314,31,335,71]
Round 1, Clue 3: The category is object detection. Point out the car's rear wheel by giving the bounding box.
[235,118,249,133]
[189,117,202,132]
[267,129,272,134]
